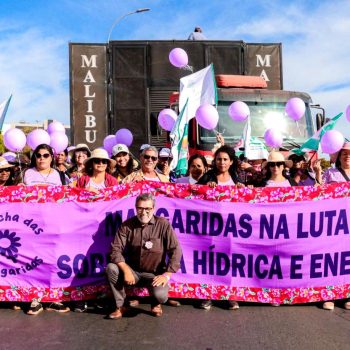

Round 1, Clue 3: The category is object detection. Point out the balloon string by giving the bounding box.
[295,121,302,136]
[16,151,23,183]
[181,65,193,73]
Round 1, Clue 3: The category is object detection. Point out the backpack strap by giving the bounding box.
[337,167,350,182]
[58,170,66,185]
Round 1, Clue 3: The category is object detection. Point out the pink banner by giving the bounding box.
[1,182,350,304]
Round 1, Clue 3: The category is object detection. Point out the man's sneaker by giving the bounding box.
[74,302,87,313]
[27,301,43,315]
[46,302,70,313]
[227,300,239,310]
[199,300,212,310]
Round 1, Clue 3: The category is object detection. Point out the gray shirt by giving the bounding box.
[188,32,207,40]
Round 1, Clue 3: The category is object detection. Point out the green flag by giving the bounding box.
[170,99,189,176]
[291,112,342,155]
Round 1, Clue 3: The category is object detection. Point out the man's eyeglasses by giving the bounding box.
[0,168,11,173]
[35,153,51,159]
[269,162,284,168]
[143,155,158,161]
[136,206,153,212]
[93,158,108,165]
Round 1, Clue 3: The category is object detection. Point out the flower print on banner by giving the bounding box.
[0,283,349,303]
[5,288,21,301]
[70,289,85,301]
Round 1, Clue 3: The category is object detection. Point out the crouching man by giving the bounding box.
[106,193,182,318]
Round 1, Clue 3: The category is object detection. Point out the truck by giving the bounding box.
[69,40,324,156]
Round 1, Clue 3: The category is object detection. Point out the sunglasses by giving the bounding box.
[93,158,108,165]
[269,162,284,167]
[143,154,158,161]
[35,153,51,159]
[0,168,11,173]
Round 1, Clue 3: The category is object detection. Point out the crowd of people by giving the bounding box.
[1,137,350,316]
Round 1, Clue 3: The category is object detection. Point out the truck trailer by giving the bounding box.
[70,40,323,155]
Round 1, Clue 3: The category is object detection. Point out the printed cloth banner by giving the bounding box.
[1,182,350,304]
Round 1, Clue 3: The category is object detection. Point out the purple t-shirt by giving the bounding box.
[322,168,348,184]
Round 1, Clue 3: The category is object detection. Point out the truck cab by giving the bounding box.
[191,87,315,156]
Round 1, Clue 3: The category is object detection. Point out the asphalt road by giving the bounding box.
[0,300,350,350]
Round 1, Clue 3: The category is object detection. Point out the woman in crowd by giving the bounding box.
[261,151,294,187]
[322,142,350,310]
[67,143,91,186]
[176,154,208,184]
[55,149,69,173]
[288,154,322,186]
[323,142,350,185]
[21,144,69,314]
[112,144,138,183]
[0,156,15,186]
[197,145,243,188]
[76,148,118,192]
[23,144,67,186]
[123,146,168,183]
[197,145,242,311]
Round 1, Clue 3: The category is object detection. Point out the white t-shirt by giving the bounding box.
[143,176,161,182]
[23,168,62,186]
[218,177,235,186]
[87,178,106,190]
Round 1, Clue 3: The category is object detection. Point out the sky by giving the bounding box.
[0,0,349,136]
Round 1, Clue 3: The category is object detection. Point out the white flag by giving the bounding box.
[0,95,12,131]
[170,64,217,174]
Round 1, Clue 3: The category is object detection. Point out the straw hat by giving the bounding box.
[262,151,293,169]
[84,148,116,168]
[69,143,91,158]
[330,142,350,164]
[0,156,14,170]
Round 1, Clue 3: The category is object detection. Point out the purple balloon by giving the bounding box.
[158,109,177,131]
[169,48,188,68]
[3,128,26,152]
[50,132,68,153]
[103,135,117,153]
[48,121,65,134]
[228,101,250,122]
[115,129,133,147]
[195,104,219,130]
[346,105,350,122]
[285,97,305,121]
[27,129,51,150]
[321,130,344,154]
[264,128,283,148]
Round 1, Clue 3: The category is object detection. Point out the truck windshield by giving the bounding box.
[199,102,314,148]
